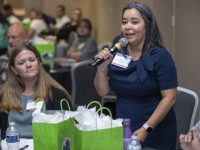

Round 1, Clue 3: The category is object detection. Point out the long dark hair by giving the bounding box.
[122,2,164,54]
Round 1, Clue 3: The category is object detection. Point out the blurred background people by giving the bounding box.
[66,18,98,61]
[49,4,70,35]
[0,11,9,56]
[55,8,82,55]
[2,3,21,24]
[28,8,48,44]
[41,13,56,35]
[0,44,72,139]
[8,23,28,53]
[0,23,28,85]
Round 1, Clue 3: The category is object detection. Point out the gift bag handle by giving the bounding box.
[60,99,71,120]
[87,101,102,113]
[60,99,71,112]
[96,107,113,130]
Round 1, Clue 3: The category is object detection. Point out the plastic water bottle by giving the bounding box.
[123,118,132,150]
[6,122,20,150]
[127,135,142,150]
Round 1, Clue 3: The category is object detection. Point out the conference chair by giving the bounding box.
[174,86,199,150]
[71,60,101,108]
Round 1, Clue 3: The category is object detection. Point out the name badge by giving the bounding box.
[111,52,131,68]
[26,100,43,111]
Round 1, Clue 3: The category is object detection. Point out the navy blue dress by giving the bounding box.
[108,47,178,150]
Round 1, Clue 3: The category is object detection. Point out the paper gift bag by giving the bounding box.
[34,43,55,68]
[33,118,74,150]
[32,99,75,150]
[74,107,123,150]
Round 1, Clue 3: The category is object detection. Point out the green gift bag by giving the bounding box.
[74,107,123,150]
[32,99,75,150]
[34,43,55,68]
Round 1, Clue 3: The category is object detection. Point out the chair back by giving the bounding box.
[0,57,8,84]
[71,60,101,107]
[174,86,199,149]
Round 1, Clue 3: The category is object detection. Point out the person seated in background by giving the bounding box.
[0,44,72,139]
[55,8,82,57]
[0,11,9,56]
[2,3,21,24]
[56,8,82,44]
[49,5,71,35]
[7,23,28,53]
[28,8,48,44]
[179,122,200,150]
[41,13,56,35]
[66,18,98,61]
[0,23,28,84]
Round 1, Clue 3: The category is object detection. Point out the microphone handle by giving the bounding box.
[91,47,118,67]
[91,58,104,67]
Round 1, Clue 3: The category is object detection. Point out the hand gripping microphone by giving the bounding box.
[91,38,128,67]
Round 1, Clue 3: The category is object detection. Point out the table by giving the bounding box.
[2,138,33,150]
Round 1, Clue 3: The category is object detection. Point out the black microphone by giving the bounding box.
[91,38,128,67]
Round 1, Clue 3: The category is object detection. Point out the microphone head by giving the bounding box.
[119,38,128,48]
[115,38,128,50]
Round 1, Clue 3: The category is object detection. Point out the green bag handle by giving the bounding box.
[86,101,102,113]
[96,107,113,130]
[60,99,71,120]
[60,98,71,112]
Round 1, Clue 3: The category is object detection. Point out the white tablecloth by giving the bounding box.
[2,138,33,150]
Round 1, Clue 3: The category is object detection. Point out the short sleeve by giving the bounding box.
[152,48,178,90]
[30,20,38,30]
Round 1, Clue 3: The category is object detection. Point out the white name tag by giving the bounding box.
[26,100,43,111]
[111,52,131,68]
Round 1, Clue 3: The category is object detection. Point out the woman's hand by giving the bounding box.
[94,47,113,70]
[133,127,148,143]
[180,128,200,150]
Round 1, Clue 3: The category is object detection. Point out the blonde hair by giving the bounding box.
[0,45,71,112]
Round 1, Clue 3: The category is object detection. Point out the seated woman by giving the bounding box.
[0,44,72,139]
[179,122,200,150]
[67,18,98,61]
[55,18,97,64]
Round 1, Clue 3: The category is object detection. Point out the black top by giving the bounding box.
[109,47,177,149]
[0,87,73,139]
[56,23,77,43]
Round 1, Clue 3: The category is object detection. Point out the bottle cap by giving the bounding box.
[123,118,131,125]
[9,122,15,126]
